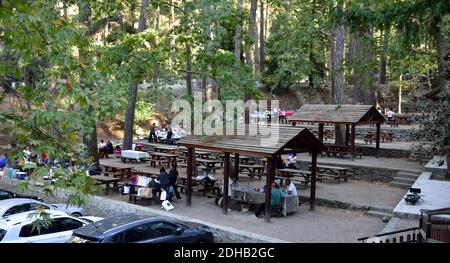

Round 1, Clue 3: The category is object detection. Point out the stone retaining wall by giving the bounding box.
[298,161,398,182]
[357,147,411,159]
[0,177,288,243]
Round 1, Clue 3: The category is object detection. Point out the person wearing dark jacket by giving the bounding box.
[157,167,170,188]
[168,164,181,200]
[106,141,114,154]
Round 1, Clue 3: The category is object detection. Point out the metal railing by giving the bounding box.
[358,227,422,243]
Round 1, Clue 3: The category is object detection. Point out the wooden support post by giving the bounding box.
[345,124,350,146]
[310,153,317,210]
[187,147,193,206]
[376,123,381,158]
[223,152,230,215]
[351,124,356,161]
[234,153,239,182]
[264,157,274,223]
[318,123,324,142]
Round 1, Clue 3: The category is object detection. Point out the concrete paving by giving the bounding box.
[298,180,406,209]
[107,192,386,243]
[393,172,450,219]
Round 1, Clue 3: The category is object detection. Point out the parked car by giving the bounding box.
[0,189,42,201]
[0,198,85,219]
[0,210,103,243]
[68,213,214,243]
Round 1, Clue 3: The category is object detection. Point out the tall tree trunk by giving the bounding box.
[130,1,136,29]
[1,41,13,93]
[250,0,259,73]
[244,2,252,68]
[331,12,345,145]
[78,2,100,164]
[431,16,450,90]
[349,33,363,104]
[259,0,265,74]
[153,6,160,87]
[123,0,149,150]
[186,44,192,128]
[168,0,175,84]
[398,74,402,114]
[362,28,376,105]
[379,28,389,85]
[63,0,68,19]
[234,0,243,63]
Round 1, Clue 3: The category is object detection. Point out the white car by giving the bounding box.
[0,198,85,219]
[0,210,103,243]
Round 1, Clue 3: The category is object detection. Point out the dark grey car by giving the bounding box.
[68,213,214,243]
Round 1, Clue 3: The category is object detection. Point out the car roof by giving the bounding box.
[73,213,166,238]
[0,198,42,207]
[0,210,70,229]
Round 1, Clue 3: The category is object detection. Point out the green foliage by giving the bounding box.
[412,90,450,157]
[263,0,326,92]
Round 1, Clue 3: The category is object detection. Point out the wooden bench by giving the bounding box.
[315,165,350,182]
[91,175,120,195]
[148,157,171,167]
[120,156,140,163]
[381,132,395,143]
[323,146,362,159]
[274,176,309,187]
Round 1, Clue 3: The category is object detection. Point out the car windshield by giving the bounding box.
[0,229,6,241]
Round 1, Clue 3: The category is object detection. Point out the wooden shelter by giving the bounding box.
[177,125,326,223]
[288,104,386,159]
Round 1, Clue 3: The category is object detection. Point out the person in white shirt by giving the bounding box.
[286,179,298,196]
[387,108,395,120]
[98,140,106,149]
[387,108,396,127]
[160,186,168,205]
[287,153,297,168]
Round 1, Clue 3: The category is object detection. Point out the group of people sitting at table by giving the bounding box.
[253,179,298,218]
[98,140,123,158]
[148,123,185,143]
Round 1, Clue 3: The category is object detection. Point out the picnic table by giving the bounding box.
[323,145,362,159]
[91,175,120,195]
[132,168,159,178]
[121,150,150,163]
[101,163,134,181]
[153,145,178,154]
[362,132,376,144]
[178,175,218,197]
[381,132,395,142]
[277,168,311,186]
[149,152,178,168]
[313,164,350,182]
[395,115,412,125]
[239,164,266,180]
[231,189,298,216]
[127,183,159,205]
[219,155,252,166]
[196,158,222,173]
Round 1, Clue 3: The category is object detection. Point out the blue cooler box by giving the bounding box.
[16,172,27,180]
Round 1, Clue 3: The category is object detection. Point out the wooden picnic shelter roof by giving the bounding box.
[177,125,325,223]
[177,125,326,157]
[288,104,386,124]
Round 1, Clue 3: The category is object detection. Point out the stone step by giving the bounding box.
[397,170,421,176]
[392,177,416,185]
[390,182,413,189]
[366,210,393,220]
[396,172,420,180]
